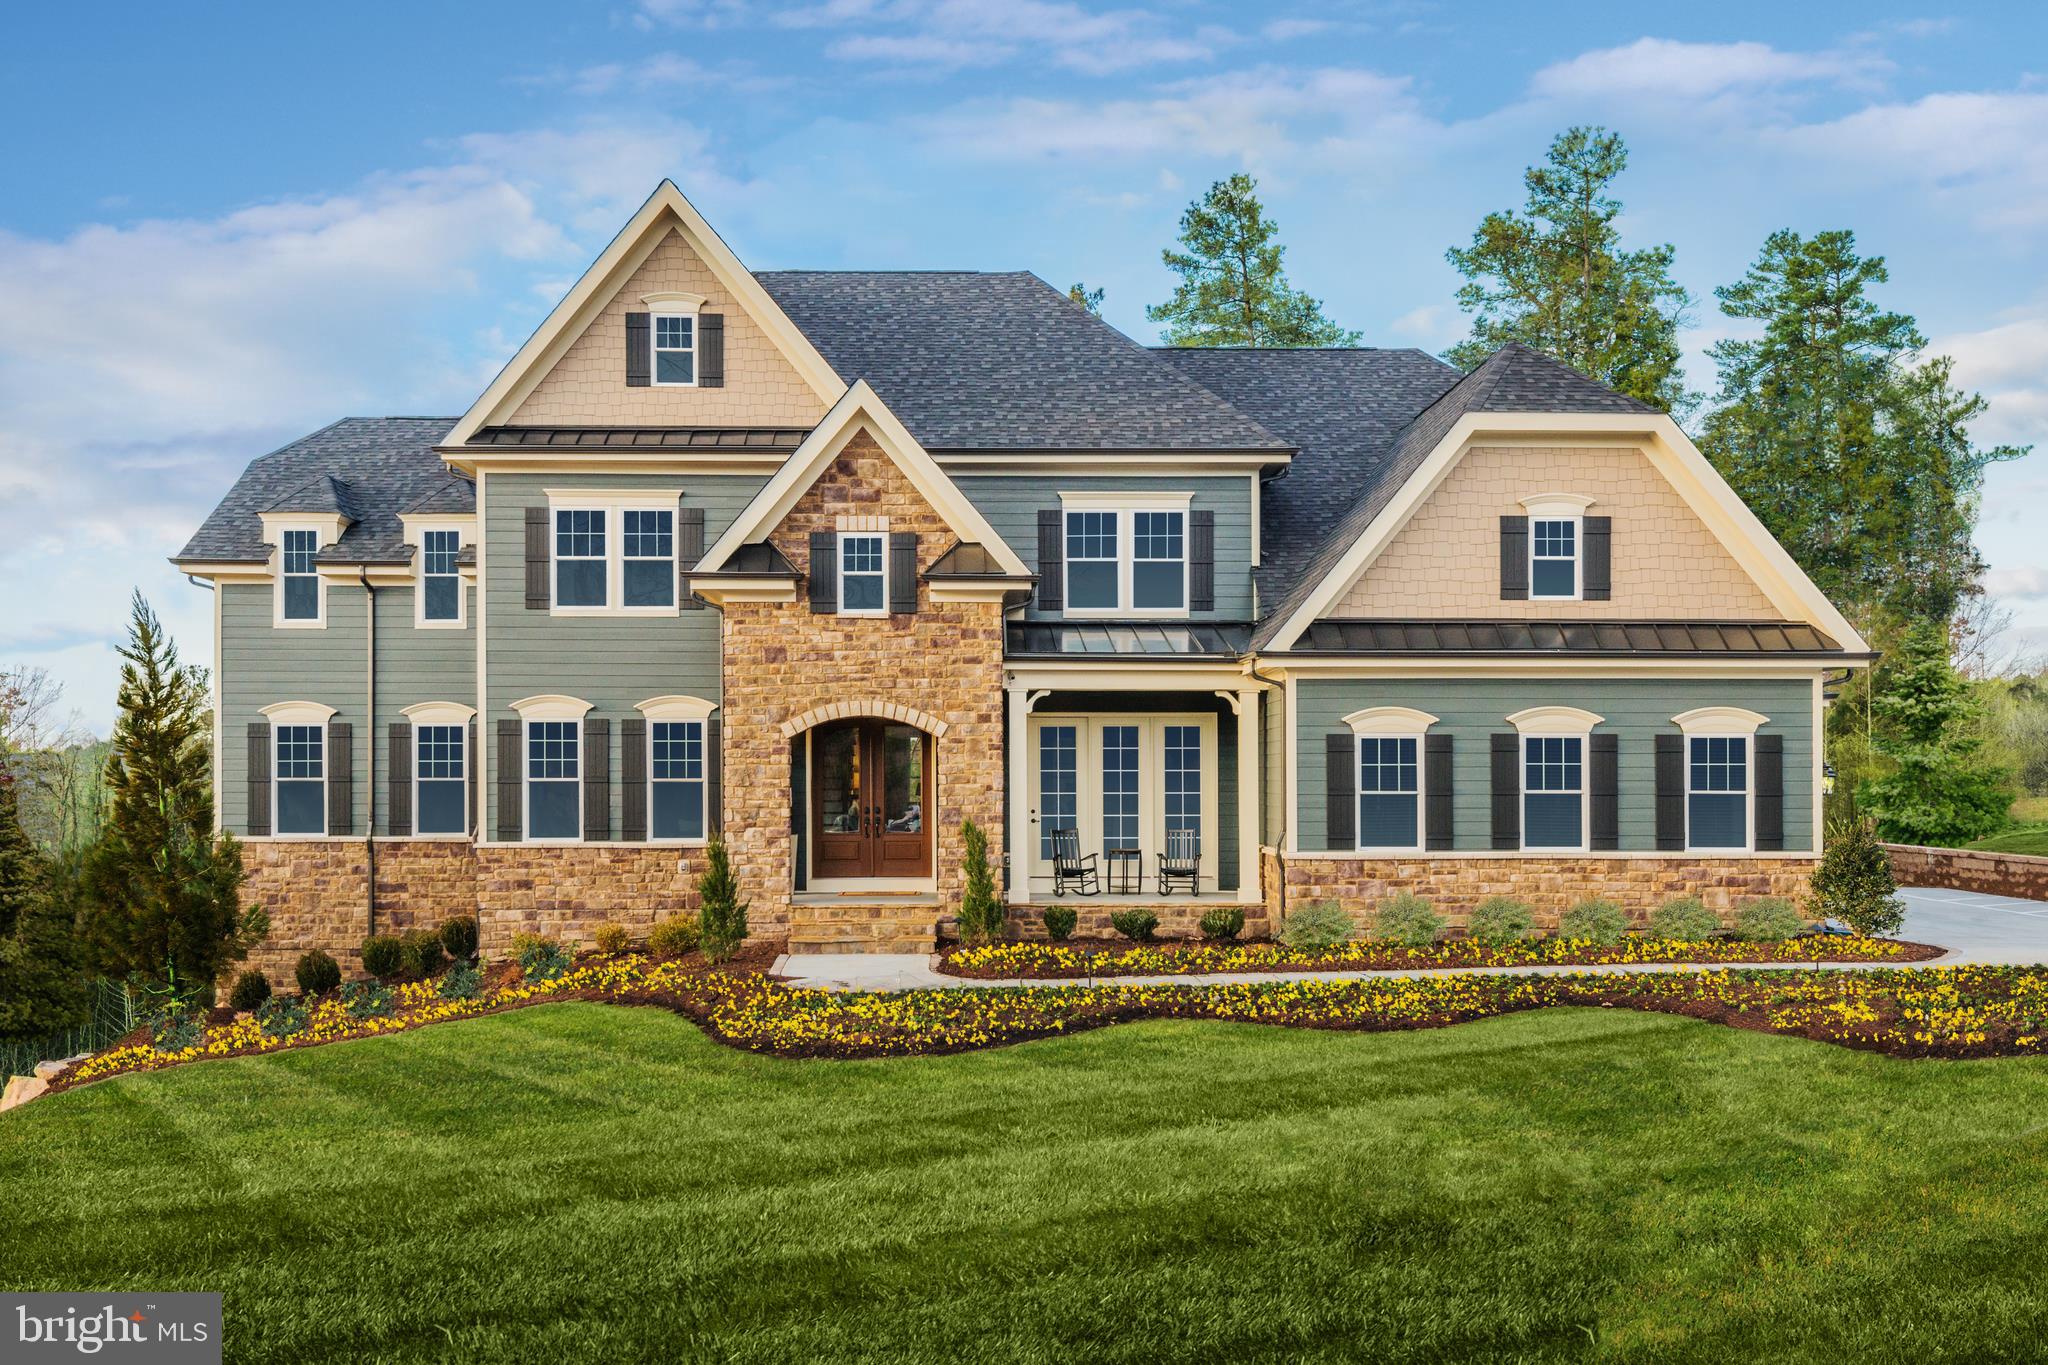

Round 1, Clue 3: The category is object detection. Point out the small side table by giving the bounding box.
[1105,848,1142,896]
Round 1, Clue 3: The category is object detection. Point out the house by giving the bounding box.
[175,182,1871,979]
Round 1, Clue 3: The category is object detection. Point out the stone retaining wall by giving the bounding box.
[1885,843,2048,902]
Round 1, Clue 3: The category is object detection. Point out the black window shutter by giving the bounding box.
[706,715,723,833]
[467,720,479,835]
[583,718,610,842]
[524,506,550,610]
[388,722,413,838]
[699,314,724,387]
[327,720,353,837]
[1425,733,1454,851]
[1325,732,1355,850]
[1500,516,1529,601]
[246,723,271,836]
[1655,733,1685,850]
[620,717,648,842]
[1583,516,1612,601]
[1590,732,1619,850]
[889,531,918,614]
[1490,732,1520,849]
[1036,509,1063,613]
[625,312,650,387]
[677,506,706,611]
[808,530,837,613]
[1754,733,1784,851]
[1189,509,1215,612]
[496,720,522,842]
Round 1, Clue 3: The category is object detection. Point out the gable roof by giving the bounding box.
[755,271,1289,453]
[178,418,465,565]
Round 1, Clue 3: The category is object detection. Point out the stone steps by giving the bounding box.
[788,898,939,955]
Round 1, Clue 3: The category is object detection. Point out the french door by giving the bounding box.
[1026,714,1217,888]
[811,720,932,880]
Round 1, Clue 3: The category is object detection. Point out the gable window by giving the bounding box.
[275,723,326,835]
[1132,511,1186,611]
[623,509,675,608]
[1357,737,1421,850]
[1065,512,1119,611]
[1523,736,1585,850]
[555,508,607,608]
[839,532,887,615]
[650,720,706,842]
[280,529,321,622]
[525,720,581,840]
[1530,518,1579,599]
[653,314,695,386]
[421,530,462,623]
[416,724,467,836]
[1688,736,1749,850]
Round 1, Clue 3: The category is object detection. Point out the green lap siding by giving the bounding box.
[953,474,1255,620]
[1294,676,1816,853]
[482,471,767,839]
[372,587,477,837]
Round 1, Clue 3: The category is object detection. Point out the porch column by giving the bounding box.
[1235,684,1260,904]
[1006,683,1031,905]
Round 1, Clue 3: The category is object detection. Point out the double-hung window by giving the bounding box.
[623,509,675,608]
[555,509,607,608]
[275,724,325,835]
[839,532,887,615]
[280,529,320,622]
[1062,502,1190,615]
[1357,737,1420,850]
[416,725,466,836]
[1688,737,1749,850]
[1132,511,1186,611]
[1065,512,1119,611]
[653,313,695,386]
[421,530,462,623]
[650,721,706,842]
[1530,518,1579,599]
[526,721,581,840]
[1523,736,1585,850]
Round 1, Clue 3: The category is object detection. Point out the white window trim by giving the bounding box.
[1506,707,1599,855]
[403,702,477,840]
[261,701,336,839]
[838,530,889,618]
[545,493,682,618]
[1025,713,1218,885]
[645,291,705,389]
[642,699,714,846]
[1670,706,1770,737]
[404,518,473,629]
[511,697,589,843]
[1058,492,1195,619]
[1528,513,1583,602]
[272,524,330,629]
[1683,732,1755,854]
[1354,733,1425,855]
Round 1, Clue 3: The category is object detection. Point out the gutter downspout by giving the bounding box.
[360,568,377,937]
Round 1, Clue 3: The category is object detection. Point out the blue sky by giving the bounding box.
[4,0,2045,729]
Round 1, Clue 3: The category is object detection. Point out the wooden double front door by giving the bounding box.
[811,720,932,880]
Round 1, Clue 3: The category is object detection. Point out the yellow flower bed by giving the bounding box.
[57,959,2048,1088]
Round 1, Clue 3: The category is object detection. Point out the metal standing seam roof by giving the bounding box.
[1005,621,1254,658]
[469,426,809,449]
[1286,619,1849,656]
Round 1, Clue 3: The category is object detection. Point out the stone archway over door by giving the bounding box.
[810,718,933,881]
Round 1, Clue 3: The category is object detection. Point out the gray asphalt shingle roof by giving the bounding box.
[753,271,1289,452]
[176,418,467,564]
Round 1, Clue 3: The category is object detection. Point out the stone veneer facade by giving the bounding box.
[719,427,1009,935]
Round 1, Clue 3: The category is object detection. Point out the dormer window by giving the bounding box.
[421,530,462,623]
[281,529,320,621]
[653,314,695,386]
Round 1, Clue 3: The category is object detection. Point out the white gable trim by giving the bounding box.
[696,380,1030,578]
[1265,412,1869,655]
[444,181,845,447]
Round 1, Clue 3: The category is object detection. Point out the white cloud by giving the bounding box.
[634,0,750,30]
[1263,18,1331,41]
[1530,37,1890,102]
[1388,303,1457,347]
[828,33,1015,69]
[1930,316,2048,449]
[1777,91,2048,228]
[1985,566,2048,602]
[789,0,1225,74]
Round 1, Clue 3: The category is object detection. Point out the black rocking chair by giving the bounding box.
[1049,826,1100,897]
[1156,828,1200,897]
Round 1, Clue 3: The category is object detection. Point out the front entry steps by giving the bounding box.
[789,892,942,954]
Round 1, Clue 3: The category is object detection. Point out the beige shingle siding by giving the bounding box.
[511,230,828,428]
[1333,445,1779,619]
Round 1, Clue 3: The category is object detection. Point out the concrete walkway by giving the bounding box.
[772,883,2048,992]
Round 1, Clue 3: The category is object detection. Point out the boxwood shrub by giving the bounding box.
[294,950,341,998]
[1559,898,1628,945]
[439,915,479,961]
[1282,901,1357,952]
[360,935,404,980]
[1041,905,1078,942]
[1110,909,1159,942]
[1467,897,1534,945]
[1735,897,1809,942]
[1649,897,1722,942]
[227,970,272,1012]
[1369,893,1441,948]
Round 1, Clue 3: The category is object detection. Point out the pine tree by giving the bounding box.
[1858,621,2011,846]
[80,592,261,985]
[1148,174,1359,347]
[1810,815,1905,938]
[1446,127,1694,413]
[1700,229,2025,625]
[1067,283,1105,316]
[958,818,1000,943]
[696,834,748,963]
[0,766,88,1039]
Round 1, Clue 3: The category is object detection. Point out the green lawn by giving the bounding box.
[8,1005,2048,1363]
[1968,824,2048,855]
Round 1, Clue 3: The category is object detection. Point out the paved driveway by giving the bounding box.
[1899,885,2048,965]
